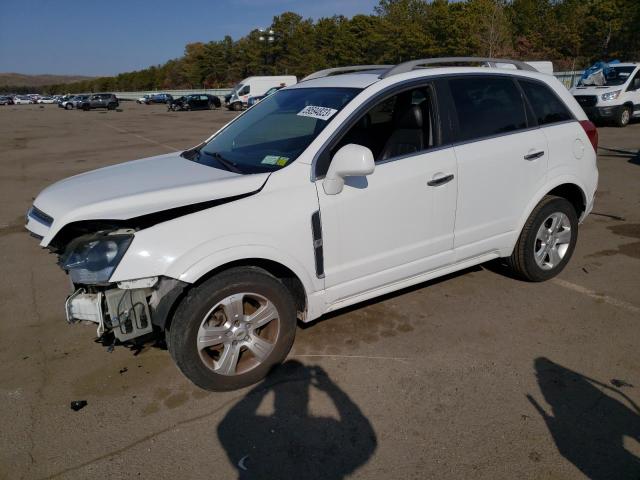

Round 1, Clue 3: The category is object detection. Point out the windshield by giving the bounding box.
[190,87,360,174]
[579,66,636,86]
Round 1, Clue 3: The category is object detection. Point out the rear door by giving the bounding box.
[445,75,548,260]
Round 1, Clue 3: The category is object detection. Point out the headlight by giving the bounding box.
[61,234,133,284]
[601,90,621,101]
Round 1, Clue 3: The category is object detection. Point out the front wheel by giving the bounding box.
[615,105,631,127]
[167,267,297,391]
[506,196,578,282]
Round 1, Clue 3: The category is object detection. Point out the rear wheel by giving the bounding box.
[615,105,631,127]
[65,103,73,110]
[506,196,578,282]
[232,102,243,112]
[167,267,297,391]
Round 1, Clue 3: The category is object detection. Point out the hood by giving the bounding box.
[570,85,625,95]
[29,152,270,245]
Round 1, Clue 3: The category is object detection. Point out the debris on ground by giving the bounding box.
[119,367,128,374]
[610,379,634,388]
[70,400,88,411]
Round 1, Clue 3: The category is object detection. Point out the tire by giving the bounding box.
[167,267,297,391]
[615,105,631,127]
[82,104,90,111]
[232,102,243,112]
[65,103,73,110]
[506,196,578,282]
[107,103,116,110]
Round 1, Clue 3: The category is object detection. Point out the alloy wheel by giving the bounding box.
[534,212,572,270]
[196,293,280,376]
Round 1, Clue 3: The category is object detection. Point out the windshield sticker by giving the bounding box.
[297,105,338,121]
[262,155,289,166]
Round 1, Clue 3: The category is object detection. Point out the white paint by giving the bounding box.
[552,278,640,315]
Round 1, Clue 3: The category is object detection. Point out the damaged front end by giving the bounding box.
[65,276,185,342]
[45,224,186,342]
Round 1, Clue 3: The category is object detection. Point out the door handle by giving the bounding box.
[427,173,454,187]
[524,150,545,160]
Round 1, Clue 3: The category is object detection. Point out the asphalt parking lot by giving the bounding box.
[0,103,638,480]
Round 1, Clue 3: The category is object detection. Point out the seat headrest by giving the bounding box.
[396,104,423,129]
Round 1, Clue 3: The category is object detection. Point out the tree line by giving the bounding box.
[39,0,640,94]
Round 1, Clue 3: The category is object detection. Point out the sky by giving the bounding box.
[0,0,380,76]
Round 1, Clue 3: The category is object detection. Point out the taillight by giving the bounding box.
[580,120,598,153]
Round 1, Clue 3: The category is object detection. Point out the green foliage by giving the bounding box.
[41,0,639,94]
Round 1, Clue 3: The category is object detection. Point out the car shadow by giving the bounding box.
[597,146,640,166]
[527,357,640,479]
[217,360,377,480]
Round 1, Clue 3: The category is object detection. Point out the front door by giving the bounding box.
[316,84,457,305]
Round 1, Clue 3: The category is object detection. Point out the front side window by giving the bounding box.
[448,76,527,142]
[519,80,572,126]
[192,87,360,174]
[328,85,438,168]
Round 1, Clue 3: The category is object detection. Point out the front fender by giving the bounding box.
[170,240,319,296]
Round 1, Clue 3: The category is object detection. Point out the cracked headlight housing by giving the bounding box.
[61,234,133,284]
[601,90,621,101]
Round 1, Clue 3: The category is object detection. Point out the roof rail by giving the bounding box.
[380,57,537,78]
[301,65,393,82]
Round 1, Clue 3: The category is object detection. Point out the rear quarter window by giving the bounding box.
[519,80,573,125]
[448,76,528,142]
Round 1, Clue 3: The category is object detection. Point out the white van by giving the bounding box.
[571,62,640,127]
[226,76,297,111]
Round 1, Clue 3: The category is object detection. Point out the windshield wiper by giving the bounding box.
[180,147,200,160]
[207,152,243,174]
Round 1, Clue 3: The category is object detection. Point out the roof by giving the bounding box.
[291,58,549,90]
[288,72,383,89]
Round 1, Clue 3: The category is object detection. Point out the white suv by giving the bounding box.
[26,58,599,391]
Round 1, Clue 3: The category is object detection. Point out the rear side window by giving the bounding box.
[519,80,573,125]
[448,76,527,142]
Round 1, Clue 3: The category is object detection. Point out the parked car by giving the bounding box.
[63,95,90,110]
[0,96,14,105]
[79,93,119,110]
[571,62,640,127]
[168,94,220,111]
[26,58,598,391]
[13,95,32,104]
[38,96,56,104]
[226,76,297,111]
[149,93,173,104]
[57,95,74,108]
[136,94,151,104]
[247,85,284,107]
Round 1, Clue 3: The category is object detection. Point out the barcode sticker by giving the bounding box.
[297,105,338,121]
